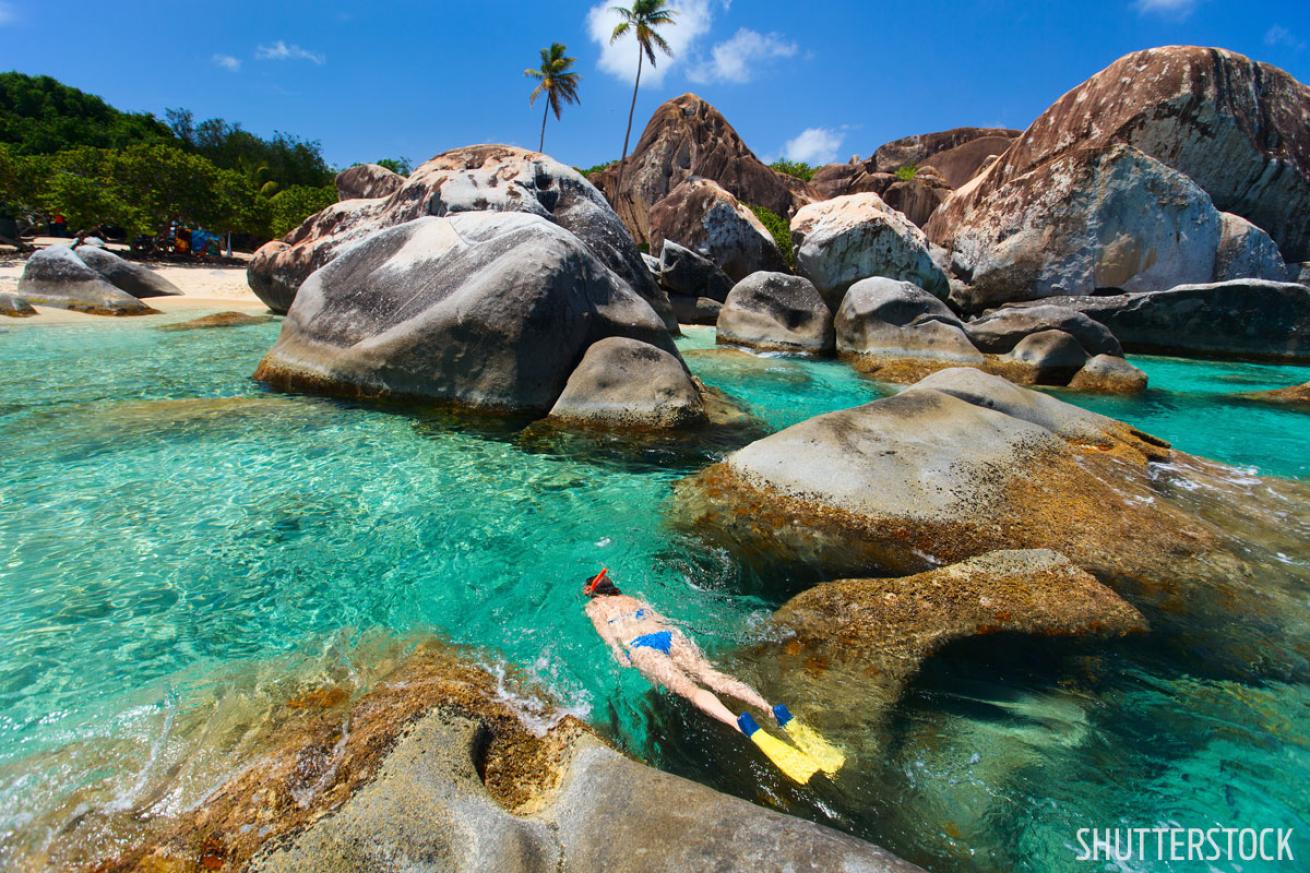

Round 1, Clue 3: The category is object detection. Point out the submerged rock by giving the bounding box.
[770,550,1146,704]
[1008,280,1310,362]
[335,162,405,201]
[1241,381,1310,409]
[716,271,833,354]
[791,193,950,309]
[17,247,159,316]
[158,311,275,331]
[253,213,676,412]
[250,145,672,327]
[548,337,705,429]
[648,177,786,281]
[43,639,919,873]
[0,291,36,317]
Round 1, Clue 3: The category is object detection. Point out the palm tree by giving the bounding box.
[609,0,676,192]
[525,43,582,154]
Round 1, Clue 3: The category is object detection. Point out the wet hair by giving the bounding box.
[583,575,621,597]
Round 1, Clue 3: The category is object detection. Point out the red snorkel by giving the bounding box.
[584,567,609,595]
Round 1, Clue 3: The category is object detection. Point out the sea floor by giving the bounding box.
[2,317,1308,871]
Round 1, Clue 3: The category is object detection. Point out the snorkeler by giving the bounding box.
[582,567,845,783]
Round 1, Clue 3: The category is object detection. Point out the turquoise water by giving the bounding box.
[1,317,1308,870]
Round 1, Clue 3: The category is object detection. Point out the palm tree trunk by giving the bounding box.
[615,48,644,194]
[539,101,550,153]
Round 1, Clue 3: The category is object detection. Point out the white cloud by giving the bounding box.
[212,54,241,72]
[255,40,325,65]
[782,127,844,164]
[586,0,716,87]
[1265,24,1306,50]
[0,2,16,25]
[1134,0,1197,16]
[688,28,798,84]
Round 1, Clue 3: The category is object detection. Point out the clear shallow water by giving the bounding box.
[1,318,1307,871]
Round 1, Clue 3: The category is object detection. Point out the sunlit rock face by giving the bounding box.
[250,144,672,327]
[931,46,1310,264]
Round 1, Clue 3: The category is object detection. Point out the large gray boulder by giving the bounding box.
[931,46,1310,263]
[790,193,950,309]
[1008,280,1310,362]
[253,213,677,412]
[548,337,705,428]
[965,304,1123,357]
[1214,213,1290,282]
[835,277,982,364]
[1004,329,1089,384]
[335,162,405,201]
[931,144,1224,312]
[716,271,833,354]
[1069,353,1149,394]
[674,367,1199,582]
[72,245,181,298]
[17,246,159,315]
[648,177,786,280]
[250,145,673,328]
[658,240,734,302]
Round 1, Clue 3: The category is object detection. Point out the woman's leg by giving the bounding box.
[669,634,772,712]
[629,649,741,731]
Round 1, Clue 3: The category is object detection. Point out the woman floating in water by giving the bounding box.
[582,568,844,783]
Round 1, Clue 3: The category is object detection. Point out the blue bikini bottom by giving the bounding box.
[629,630,673,655]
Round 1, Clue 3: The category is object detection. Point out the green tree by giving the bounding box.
[268,185,337,238]
[524,42,582,154]
[375,157,413,175]
[609,0,676,192]
[770,159,818,182]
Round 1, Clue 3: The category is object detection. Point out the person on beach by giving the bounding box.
[582,567,844,783]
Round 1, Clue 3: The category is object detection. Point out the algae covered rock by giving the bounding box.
[716,271,833,354]
[771,549,1147,703]
[675,367,1195,582]
[1069,354,1149,394]
[159,311,275,331]
[0,292,36,317]
[253,213,677,412]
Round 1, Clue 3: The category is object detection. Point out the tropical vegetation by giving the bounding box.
[748,203,795,270]
[0,72,335,242]
[525,43,582,153]
[609,0,676,190]
[769,159,820,182]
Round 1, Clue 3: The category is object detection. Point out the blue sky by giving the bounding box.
[2,0,1308,171]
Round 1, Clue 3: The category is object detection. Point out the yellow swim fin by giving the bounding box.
[737,713,820,784]
[774,705,846,776]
